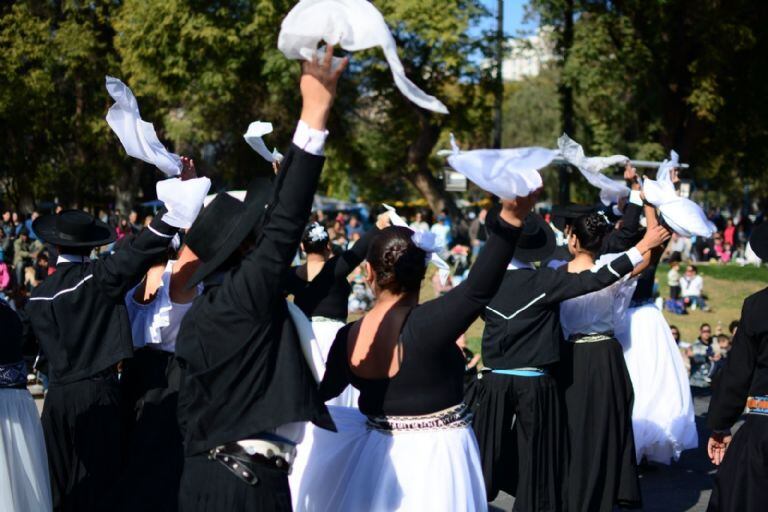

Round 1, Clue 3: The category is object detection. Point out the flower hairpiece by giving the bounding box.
[307,222,329,243]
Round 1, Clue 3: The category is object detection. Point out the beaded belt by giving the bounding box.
[569,333,614,344]
[0,361,27,388]
[746,395,768,416]
[366,403,472,433]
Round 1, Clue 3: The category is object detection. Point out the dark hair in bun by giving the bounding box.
[572,212,612,254]
[301,222,330,255]
[367,226,428,294]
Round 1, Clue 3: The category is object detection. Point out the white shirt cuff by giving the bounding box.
[629,190,643,207]
[626,247,644,266]
[292,120,328,156]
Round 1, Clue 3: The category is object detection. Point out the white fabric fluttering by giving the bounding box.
[156,177,212,229]
[278,0,448,114]
[243,121,284,163]
[445,134,555,199]
[557,134,630,205]
[382,203,450,284]
[642,151,716,238]
[286,301,326,383]
[105,76,182,177]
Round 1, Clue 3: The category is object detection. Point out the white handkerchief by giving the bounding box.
[643,155,715,238]
[105,76,182,177]
[156,177,212,229]
[557,134,630,205]
[244,121,283,163]
[656,150,679,183]
[278,0,448,114]
[447,147,555,200]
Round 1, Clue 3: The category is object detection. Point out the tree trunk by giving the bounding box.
[557,0,575,204]
[114,161,144,216]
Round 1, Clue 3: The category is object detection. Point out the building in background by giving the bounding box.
[502,26,556,82]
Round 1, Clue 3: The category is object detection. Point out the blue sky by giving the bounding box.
[480,0,537,36]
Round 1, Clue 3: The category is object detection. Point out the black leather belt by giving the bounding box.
[208,442,291,486]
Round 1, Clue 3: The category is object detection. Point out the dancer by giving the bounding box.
[617,202,697,465]
[0,300,52,511]
[296,193,536,511]
[27,184,202,511]
[174,46,345,510]
[706,222,768,512]
[472,212,668,510]
[119,241,202,511]
[558,212,669,512]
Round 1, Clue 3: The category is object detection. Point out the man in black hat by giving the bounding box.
[174,46,344,510]
[706,222,768,512]
[469,212,657,511]
[26,170,206,511]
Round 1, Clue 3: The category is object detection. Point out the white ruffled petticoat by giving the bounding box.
[291,405,487,512]
[617,303,698,463]
[0,388,52,512]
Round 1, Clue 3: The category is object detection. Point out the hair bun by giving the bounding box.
[367,226,428,294]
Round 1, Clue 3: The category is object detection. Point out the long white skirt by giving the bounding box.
[617,304,698,464]
[0,388,52,512]
[291,406,488,512]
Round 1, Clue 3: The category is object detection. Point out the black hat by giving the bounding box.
[514,213,556,263]
[551,204,596,232]
[185,177,273,288]
[33,210,116,248]
[749,222,768,261]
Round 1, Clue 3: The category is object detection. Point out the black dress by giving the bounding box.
[175,145,334,512]
[26,218,179,512]
[707,287,768,512]
[471,252,638,510]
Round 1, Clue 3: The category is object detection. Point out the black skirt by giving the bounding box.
[468,371,564,511]
[118,349,184,511]
[178,454,292,511]
[708,414,768,512]
[559,338,641,512]
[41,374,123,512]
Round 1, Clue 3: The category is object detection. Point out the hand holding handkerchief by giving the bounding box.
[105,76,182,177]
[278,0,448,114]
[156,177,212,229]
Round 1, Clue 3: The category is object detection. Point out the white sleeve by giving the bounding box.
[292,120,329,156]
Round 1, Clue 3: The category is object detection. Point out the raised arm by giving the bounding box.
[630,202,669,277]
[603,165,643,253]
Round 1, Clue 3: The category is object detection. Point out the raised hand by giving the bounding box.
[636,224,671,253]
[500,188,542,228]
[180,156,197,181]
[300,45,349,131]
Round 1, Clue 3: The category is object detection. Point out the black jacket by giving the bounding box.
[602,202,642,254]
[175,145,334,457]
[482,254,636,369]
[708,287,768,430]
[27,217,178,385]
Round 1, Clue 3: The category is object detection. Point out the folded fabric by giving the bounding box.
[445,134,554,199]
[286,301,325,383]
[643,151,715,238]
[383,203,451,284]
[557,134,630,206]
[278,0,448,114]
[156,177,212,229]
[105,76,182,177]
[244,121,284,163]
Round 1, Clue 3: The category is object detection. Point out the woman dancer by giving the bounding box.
[559,212,669,512]
[295,193,536,511]
[617,204,697,465]
[0,300,52,511]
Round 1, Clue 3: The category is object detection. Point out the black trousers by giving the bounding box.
[468,371,564,512]
[178,454,293,511]
[41,375,122,512]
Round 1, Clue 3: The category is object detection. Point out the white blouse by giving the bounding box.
[558,253,638,340]
[125,261,202,353]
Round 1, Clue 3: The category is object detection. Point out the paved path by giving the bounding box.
[490,390,719,512]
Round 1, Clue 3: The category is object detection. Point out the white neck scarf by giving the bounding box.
[278,0,448,114]
[557,134,630,206]
[105,76,182,177]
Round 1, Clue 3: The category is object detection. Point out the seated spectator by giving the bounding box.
[345,215,364,239]
[32,252,50,287]
[12,229,43,287]
[690,323,715,387]
[0,258,10,292]
[680,264,708,311]
[670,325,692,376]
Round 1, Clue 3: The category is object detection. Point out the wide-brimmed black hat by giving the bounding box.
[33,210,116,248]
[551,204,596,232]
[514,213,556,263]
[749,222,768,261]
[185,177,273,288]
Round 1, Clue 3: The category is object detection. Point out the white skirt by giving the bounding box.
[290,406,488,512]
[311,319,359,408]
[0,388,52,512]
[617,304,698,464]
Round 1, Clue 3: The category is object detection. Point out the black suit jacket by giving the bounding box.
[175,144,334,456]
[602,202,643,254]
[708,287,768,430]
